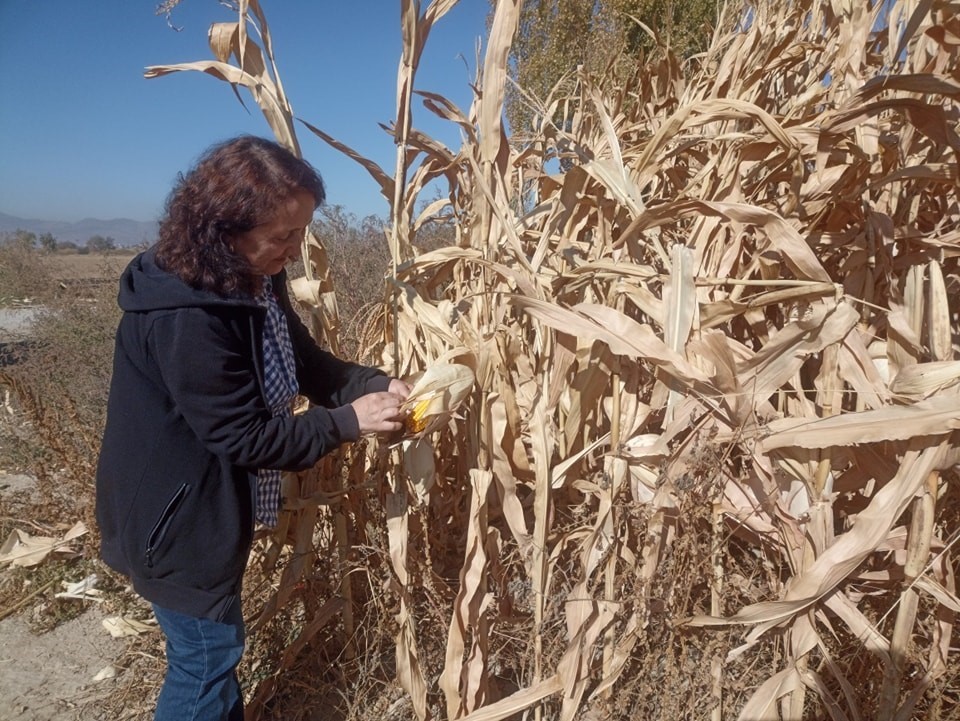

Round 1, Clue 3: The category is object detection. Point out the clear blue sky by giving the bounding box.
[0,1,490,224]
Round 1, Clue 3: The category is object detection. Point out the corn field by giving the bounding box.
[146,0,959,719]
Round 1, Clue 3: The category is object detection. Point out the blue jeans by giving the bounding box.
[152,599,245,721]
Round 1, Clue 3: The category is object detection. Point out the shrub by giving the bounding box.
[0,247,120,545]
[0,243,55,305]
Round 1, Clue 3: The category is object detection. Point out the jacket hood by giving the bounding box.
[118,246,262,313]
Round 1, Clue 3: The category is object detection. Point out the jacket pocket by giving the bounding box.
[144,483,190,568]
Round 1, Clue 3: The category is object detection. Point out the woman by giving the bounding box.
[95,135,409,720]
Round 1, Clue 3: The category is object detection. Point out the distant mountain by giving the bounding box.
[0,212,159,248]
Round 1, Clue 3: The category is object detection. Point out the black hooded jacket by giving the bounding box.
[95,247,387,620]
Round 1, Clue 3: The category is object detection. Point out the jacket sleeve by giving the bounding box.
[150,306,357,472]
[274,274,390,406]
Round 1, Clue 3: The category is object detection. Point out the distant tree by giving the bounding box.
[502,0,718,139]
[317,204,355,245]
[311,205,392,360]
[2,229,37,249]
[59,240,80,251]
[360,214,385,240]
[86,235,116,253]
[38,232,58,253]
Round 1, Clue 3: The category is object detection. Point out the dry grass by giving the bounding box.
[17,0,956,719]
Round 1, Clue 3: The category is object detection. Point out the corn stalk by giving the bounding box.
[149,0,960,718]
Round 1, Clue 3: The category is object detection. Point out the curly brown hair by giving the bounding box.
[155,135,325,298]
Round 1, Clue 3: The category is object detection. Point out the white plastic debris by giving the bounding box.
[55,573,104,602]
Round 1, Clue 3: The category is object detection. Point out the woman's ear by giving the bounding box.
[216,223,236,252]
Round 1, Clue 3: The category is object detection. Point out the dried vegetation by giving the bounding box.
[7,0,959,719]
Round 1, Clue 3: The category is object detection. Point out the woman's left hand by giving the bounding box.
[388,378,412,400]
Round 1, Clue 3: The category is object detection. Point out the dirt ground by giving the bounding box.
[0,472,148,721]
[0,605,124,720]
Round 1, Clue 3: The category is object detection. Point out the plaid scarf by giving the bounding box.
[255,276,299,527]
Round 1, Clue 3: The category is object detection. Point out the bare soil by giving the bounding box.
[0,473,144,721]
[0,605,123,720]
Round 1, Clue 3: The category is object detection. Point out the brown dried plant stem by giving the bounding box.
[334,480,356,660]
[787,342,841,718]
[602,352,622,699]
[0,578,57,622]
[877,470,939,721]
[710,499,723,721]
[531,393,551,721]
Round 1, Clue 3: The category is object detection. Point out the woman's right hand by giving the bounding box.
[351,391,407,434]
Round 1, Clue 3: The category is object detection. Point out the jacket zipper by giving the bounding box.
[144,483,190,568]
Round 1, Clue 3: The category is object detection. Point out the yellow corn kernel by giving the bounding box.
[405,398,431,433]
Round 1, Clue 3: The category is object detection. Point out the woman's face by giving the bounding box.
[233,189,316,277]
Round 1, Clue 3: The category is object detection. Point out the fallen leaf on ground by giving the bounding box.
[102,616,157,638]
[0,521,87,567]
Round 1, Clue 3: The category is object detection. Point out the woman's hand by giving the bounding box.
[351,389,407,434]
[387,377,412,400]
